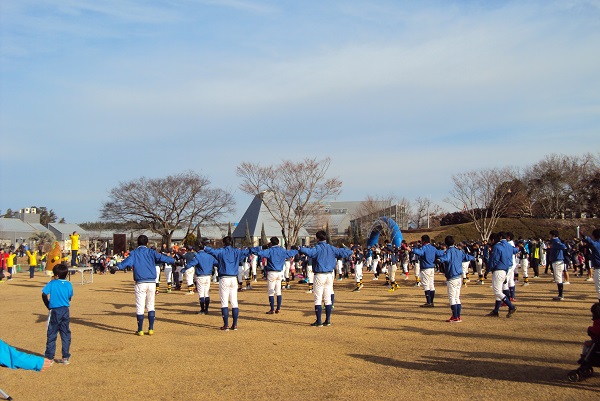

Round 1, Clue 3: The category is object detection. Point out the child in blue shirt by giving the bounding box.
[42,263,73,365]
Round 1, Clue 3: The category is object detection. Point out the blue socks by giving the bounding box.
[221,307,229,327]
[148,311,155,330]
[276,295,282,310]
[269,296,274,311]
[325,304,332,323]
[314,305,322,324]
[558,283,564,297]
[424,290,435,304]
[232,307,239,326]
[503,296,515,310]
[450,304,462,318]
[136,314,144,332]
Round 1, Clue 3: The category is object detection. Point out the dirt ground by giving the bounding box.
[1,268,599,401]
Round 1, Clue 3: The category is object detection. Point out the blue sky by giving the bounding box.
[1,0,599,224]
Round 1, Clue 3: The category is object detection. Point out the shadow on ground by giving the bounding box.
[349,350,600,392]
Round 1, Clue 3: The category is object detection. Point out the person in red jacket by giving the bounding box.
[0,248,8,281]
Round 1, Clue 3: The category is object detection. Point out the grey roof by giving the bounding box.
[232,194,309,239]
[83,225,229,242]
[0,218,54,245]
[326,201,365,214]
[47,223,88,240]
[0,218,37,233]
[29,223,49,232]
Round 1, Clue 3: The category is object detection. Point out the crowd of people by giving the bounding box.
[1,227,600,380]
[95,228,599,334]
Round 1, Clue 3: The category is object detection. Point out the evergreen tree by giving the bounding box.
[261,223,268,246]
[196,226,202,247]
[243,220,252,247]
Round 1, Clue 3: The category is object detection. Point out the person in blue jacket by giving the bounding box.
[438,236,474,323]
[299,230,352,327]
[184,242,218,315]
[581,228,600,302]
[0,339,52,371]
[115,235,175,336]
[251,237,298,314]
[205,236,251,331]
[485,232,518,317]
[548,230,568,301]
[409,235,445,308]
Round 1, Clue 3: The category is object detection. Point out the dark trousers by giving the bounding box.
[45,306,71,360]
[531,259,539,276]
[71,250,78,267]
[29,265,35,278]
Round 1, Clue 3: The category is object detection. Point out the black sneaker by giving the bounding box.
[486,310,500,317]
[507,307,517,318]
[323,321,331,327]
[310,321,323,327]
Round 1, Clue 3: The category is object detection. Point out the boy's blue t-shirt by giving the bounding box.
[42,279,73,309]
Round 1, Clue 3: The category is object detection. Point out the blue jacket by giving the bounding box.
[482,244,489,262]
[117,246,175,283]
[204,246,250,276]
[548,237,567,263]
[585,236,600,268]
[411,243,444,269]
[42,279,73,309]
[488,240,518,272]
[250,245,298,272]
[186,250,218,276]
[299,242,352,273]
[439,247,475,280]
[0,339,45,371]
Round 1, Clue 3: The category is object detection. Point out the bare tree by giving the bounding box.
[411,197,444,229]
[236,157,342,247]
[523,154,600,218]
[445,167,517,241]
[100,171,235,248]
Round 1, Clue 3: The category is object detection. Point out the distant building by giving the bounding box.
[232,193,311,247]
[350,203,408,239]
[0,208,87,252]
[304,201,408,239]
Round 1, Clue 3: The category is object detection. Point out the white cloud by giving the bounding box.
[1,0,599,221]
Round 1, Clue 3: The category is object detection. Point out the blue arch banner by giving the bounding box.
[366,216,403,248]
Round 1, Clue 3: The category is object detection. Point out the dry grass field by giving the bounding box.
[1,268,599,401]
